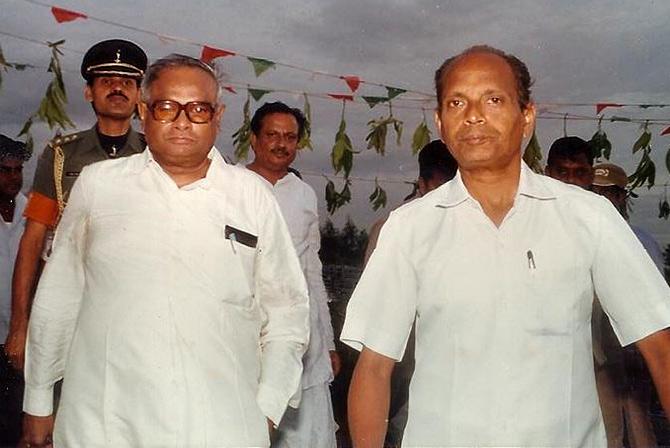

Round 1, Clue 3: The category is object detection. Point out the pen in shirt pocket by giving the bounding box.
[228,232,238,254]
[527,250,536,270]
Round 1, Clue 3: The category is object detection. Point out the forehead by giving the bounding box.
[552,154,592,168]
[440,52,518,97]
[149,67,217,101]
[260,112,298,130]
[91,75,137,86]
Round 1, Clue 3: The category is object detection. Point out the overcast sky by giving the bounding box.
[1,0,669,246]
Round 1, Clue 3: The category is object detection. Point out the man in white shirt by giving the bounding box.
[0,135,30,446]
[591,162,664,448]
[22,54,309,448]
[342,45,670,447]
[247,101,339,448]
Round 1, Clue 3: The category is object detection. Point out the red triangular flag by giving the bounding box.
[660,126,670,136]
[328,93,353,101]
[200,45,236,63]
[51,6,87,23]
[224,86,237,94]
[596,103,623,115]
[340,76,361,93]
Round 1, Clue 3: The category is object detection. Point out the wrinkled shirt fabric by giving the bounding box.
[24,148,309,448]
[341,163,670,447]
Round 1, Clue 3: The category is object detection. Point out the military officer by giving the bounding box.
[4,39,148,373]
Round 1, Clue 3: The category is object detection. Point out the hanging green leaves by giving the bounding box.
[298,93,313,150]
[411,111,432,154]
[247,57,276,77]
[632,126,652,154]
[368,178,387,211]
[522,131,543,173]
[0,45,28,91]
[589,118,612,160]
[331,101,354,178]
[365,103,403,155]
[628,123,656,190]
[325,178,352,214]
[232,93,252,160]
[18,40,73,154]
[404,181,419,201]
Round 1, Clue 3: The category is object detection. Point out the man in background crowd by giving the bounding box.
[591,162,663,448]
[247,101,339,448]
[4,39,147,372]
[545,136,662,447]
[545,135,594,189]
[0,135,30,446]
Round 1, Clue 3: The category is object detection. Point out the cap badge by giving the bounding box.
[114,50,121,64]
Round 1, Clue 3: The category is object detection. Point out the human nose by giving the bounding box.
[173,108,192,129]
[464,102,485,125]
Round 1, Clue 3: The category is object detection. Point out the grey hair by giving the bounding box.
[140,53,225,105]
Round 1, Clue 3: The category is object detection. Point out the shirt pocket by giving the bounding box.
[521,254,577,337]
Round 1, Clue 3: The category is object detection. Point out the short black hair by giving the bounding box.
[435,45,533,111]
[250,102,306,140]
[0,135,30,162]
[418,140,458,182]
[546,136,594,167]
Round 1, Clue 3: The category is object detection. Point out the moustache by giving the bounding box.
[270,147,290,157]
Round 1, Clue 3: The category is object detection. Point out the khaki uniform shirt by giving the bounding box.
[25,126,145,228]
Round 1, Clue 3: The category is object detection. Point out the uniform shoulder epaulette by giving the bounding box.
[48,132,81,149]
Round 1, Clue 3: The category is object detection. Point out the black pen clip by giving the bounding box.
[527,250,536,270]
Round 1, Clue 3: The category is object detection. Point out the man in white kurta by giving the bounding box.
[23,55,309,448]
[0,135,29,446]
[342,46,670,448]
[247,102,337,448]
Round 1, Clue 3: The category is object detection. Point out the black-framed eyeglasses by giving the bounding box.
[148,100,216,124]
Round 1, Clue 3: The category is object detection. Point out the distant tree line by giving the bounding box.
[320,217,369,268]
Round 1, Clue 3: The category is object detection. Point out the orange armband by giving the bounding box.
[24,191,59,228]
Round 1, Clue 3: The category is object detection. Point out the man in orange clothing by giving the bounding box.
[3,39,147,372]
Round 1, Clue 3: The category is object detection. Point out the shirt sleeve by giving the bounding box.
[254,188,310,426]
[23,167,92,416]
[31,144,57,200]
[340,212,417,361]
[24,145,59,227]
[592,197,670,347]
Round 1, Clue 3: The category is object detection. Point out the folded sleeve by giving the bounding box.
[23,167,92,415]
[340,212,417,361]
[253,189,310,425]
[592,197,670,347]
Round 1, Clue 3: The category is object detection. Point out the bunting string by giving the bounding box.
[20,0,433,98]
[5,25,670,128]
